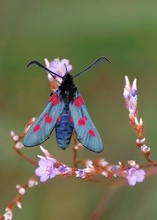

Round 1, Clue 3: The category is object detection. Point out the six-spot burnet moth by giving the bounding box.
[23,56,111,152]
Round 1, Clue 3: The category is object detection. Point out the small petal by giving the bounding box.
[35,167,45,176]
[60,59,72,72]
[40,146,51,157]
[10,131,15,137]
[40,173,49,182]
[139,118,143,126]
[38,159,47,170]
[128,175,137,186]
[134,117,139,126]
[17,202,22,209]
[124,75,131,90]
[123,88,130,99]
[132,78,137,91]
[136,169,146,182]
[44,58,50,68]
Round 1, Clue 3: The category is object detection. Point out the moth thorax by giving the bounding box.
[64,90,70,103]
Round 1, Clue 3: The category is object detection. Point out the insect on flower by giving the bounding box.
[23,57,111,152]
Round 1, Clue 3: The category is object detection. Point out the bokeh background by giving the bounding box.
[1,0,157,219]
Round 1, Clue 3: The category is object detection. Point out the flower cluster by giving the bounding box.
[35,146,109,181]
[34,146,146,187]
[123,76,151,160]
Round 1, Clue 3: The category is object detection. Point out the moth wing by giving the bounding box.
[23,92,64,147]
[69,93,103,152]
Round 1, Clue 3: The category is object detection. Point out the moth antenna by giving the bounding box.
[64,63,68,75]
[73,56,111,78]
[27,60,64,79]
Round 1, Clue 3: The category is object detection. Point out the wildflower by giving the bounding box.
[35,157,56,182]
[44,58,72,84]
[125,168,146,186]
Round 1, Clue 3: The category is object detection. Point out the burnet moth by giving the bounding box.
[23,56,111,152]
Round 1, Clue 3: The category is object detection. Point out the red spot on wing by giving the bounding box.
[53,96,60,106]
[70,116,73,122]
[57,115,62,122]
[84,116,87,120]
[74,95,84,108]
[78,118,86,126]
[88,129,96,136]
[50,93,57,103]
[78,95,84,105]
[44,115,53,124]
[44,112,48,117]
[50,93,60,106]
[74,98,80,108]
[33,124,41,132]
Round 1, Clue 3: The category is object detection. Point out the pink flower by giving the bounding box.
[44,58,72,84]
[126,168,146,186]
[35,157,56,182]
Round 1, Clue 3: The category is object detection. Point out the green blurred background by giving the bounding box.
[1,0,157,219]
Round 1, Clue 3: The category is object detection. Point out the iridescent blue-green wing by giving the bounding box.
[69,92,103,152]
[23,91,64,147]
